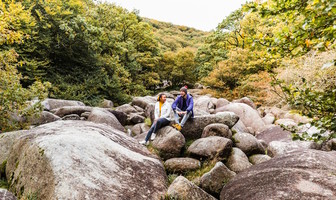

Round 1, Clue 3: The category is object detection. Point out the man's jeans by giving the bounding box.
[144,118,170,142]
[174,107,192,127]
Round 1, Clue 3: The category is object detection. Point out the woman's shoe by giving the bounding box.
[150,133,156,141]
[139,140,149,145]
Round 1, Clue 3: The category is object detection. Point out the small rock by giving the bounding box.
[164,158,201,173]
[216,98,230,109]
[200,162,236,197]
[232,132,265,156]
[262,113,275,125]
[167,176,217,200]
[129,113,145,124]
[101,99,113,108]
[249,154,271,165]
[187,136,232,160]
[115,104,137,114]
[201,123,232,139]
[130,123,150,137]
[80,111,91,118]
[226,147,252,173]
[232,97,257,109]
[322,138,336,151]
[0,189,17,200]
[53,106,92,118]
[42,98,85,111]
[32,111,61,125]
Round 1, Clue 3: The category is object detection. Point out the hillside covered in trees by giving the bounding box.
[1,0,335,139]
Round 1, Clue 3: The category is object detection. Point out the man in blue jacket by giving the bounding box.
[172,86,194,131]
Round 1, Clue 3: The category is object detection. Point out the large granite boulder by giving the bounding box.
[187,136,233,160]
[194,96,215,113]
[0,130,27,165]
[5,121,167,200]
[87,108,125,132]
[249,154,272,165]
[200,162,236,197]
[42,98,85,111]
[0,189,16,200]
[220,150,336,200]
[216,98,230,109]
[181,112,239,139]
[131,96,156,109]
[267,140,319,157]
[164,158,201,173]
[232,132,265,156]
[216,103,265,134]
[152,126,185,160]
[167,176,216,200]
[226,147,252,173]
[201,124,232,139]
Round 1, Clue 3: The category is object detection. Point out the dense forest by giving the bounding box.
[1,0,335,138]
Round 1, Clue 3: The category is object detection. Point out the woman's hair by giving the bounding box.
[157,93,166,101]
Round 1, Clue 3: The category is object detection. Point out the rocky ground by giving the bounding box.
[0,89,335,199]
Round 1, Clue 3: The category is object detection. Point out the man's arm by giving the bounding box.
[186,97,194,113]
[172,96,180,111]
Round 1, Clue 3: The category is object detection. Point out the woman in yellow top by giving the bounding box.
[139,93,172,145]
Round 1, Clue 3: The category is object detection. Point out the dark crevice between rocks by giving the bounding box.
[0,160,9,189]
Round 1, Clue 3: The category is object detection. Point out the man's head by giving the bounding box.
[180,86,187,97]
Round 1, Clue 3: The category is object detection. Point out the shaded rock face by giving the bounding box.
[256,125,292,145]
[216,103,265,134]
[164,158,201,173]
[5,121,167,200]
[202,124,232,139]
[32,111,61,125]
[221,150,336,200]
[62,114,80,120]
[152,126,185,160]
[0,189,17,200]
[167,176,216,200]
[232,132,265,156]
[187,136,233,160]
[181,112,239,139]
[129,113,145,124]
[249,154,272,165]
[42,98,85,111]
[322,138,336,151]
[106,109,128,126]
[200,162,236,197]
[87,108,125,132]
[226,147,252,173]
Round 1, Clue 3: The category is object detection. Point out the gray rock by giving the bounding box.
[267,140,320,157]
[129,113,145,124]
[200,162,236,197]
[226,147,252,173]
[115,104,137,114]
[133,105,144,113]
[101,99,113,108]
[62,114,80,120]
[144,103,155,122]
[249,154,272,165]
[256,125,292,145]
[167,176,216,200]
[201,123,232,139]
[42,98,85,111]
[220,150,336,200]
[5,120,167,200]
[322,138,336,151]
[80,111,91,118]
[106,109,128,126]
[32,111,61,125]
[0,189,17,200]
[130,123,150,137]
[216,98,230,109]
[231,119,249,134]
[152,126,185,160]
[262,113,275,125]
[275,118,298,129]
[181,112,239,139]
[53,106,93,118]
[232,97,257,109]
[164,158,201,173]
[187,136,233,160]
[131,96,156,109]
[216,103,265,134]
[87,108,125,132]
[0,130,27,165]
[194,96,215,113]
[232,132,265,156]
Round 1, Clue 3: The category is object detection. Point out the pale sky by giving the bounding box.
[103,0,248,31]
